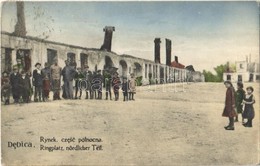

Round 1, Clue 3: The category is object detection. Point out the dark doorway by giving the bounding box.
[119,60,127,77]
[227,75,231,81]
[1,48,12,72]
[104,56,114,70]
[16,49,31,73]
[249,74,254,82]
[80,53,88,69]
[134,62,142,77]
[238,75,242,82]
[47,49,57,66]
[160,67,165,84]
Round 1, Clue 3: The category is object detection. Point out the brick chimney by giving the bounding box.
[174,56,178,63]
[154,38,161,63]
[165,39,172,66]
[101,26,115,52]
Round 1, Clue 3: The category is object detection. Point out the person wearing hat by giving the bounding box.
[42,62,51,102]
[10,65,21,103]
[103,68,112,100]
[112,71,121,101]
[74,67,85,99]
[242,86,255,127]
[62,60,77,99]
[1,71,11,105]
[19,70,31,103]
[33,62,43,102]
[222,80,237,130]
[128,73,136,101]
[121,77,128,101]
[83,65,93,99]
[50,59,62,100]
[235,82,245,122]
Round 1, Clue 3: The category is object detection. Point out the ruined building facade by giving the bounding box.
[1,28,187,85]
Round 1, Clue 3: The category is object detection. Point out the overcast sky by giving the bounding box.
[2,1,259,72]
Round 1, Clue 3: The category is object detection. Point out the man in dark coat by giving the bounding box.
[62,60,77,99]
[33,62,43,102]
[10,66,21,103]
[19,70,31,103]
[222,81,237,130]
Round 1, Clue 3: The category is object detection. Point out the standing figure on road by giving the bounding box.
[50,59,62,100]
[96,70,103,100]
[42,62,51,102]
[235,82,245,123]
[74,67,84,99]
[242,86,255,128]
[222,81,237,130]
[1,71,11,105]
[10,66,21,104]
[122,77,128,101]
[62,60,77,99]
[19,70,31,103]
[128,73,136,101]
[112,72,121,101]
[33,63,43,102]
[104,69,112,100]
[83,66,93,99]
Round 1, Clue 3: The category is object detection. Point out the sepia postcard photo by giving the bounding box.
[1,1,259,165]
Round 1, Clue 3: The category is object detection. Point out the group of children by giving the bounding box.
[223,81,255,130]
[1,62,137,105]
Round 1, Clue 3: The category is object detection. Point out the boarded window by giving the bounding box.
[47,49,57,66]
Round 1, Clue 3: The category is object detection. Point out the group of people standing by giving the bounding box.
[222,81,255,130]
[1,59,137,105]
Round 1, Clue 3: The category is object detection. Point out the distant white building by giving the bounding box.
[223,58,260,82]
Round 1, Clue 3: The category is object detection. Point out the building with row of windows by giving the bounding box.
[1,30,188,85]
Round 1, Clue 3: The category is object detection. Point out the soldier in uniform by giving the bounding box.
[122,77,128,101]
[42,62,51,101]
[10,66,21,103]
[112,72,121,101]
[83,66,93,99]
[33,63,43,102]
[103,68,112,100]
[96,70,103,99]
[50,59,62,100]
[74,67,85,99]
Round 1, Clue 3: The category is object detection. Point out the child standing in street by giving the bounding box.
[20,71,31,103]
[122,77,128,101]
[235,82,245,123]
[242,86,255,128]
